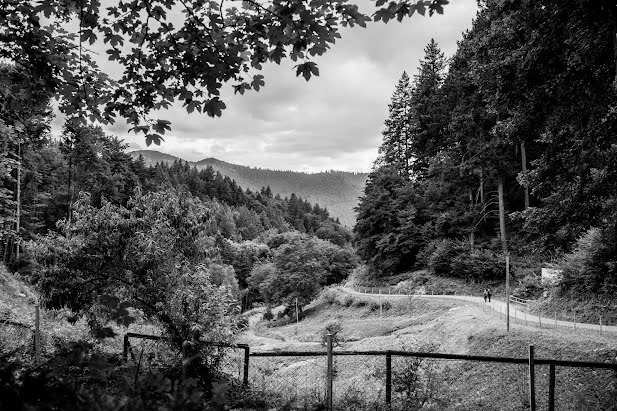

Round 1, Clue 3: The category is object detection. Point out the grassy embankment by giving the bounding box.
[0,263,166,361]
[241,287,617,410]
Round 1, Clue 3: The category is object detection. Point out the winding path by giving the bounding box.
[337,286,617,334]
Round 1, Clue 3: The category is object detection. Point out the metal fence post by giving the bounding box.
[243,345,250,387]
[529,345,536,411]
[385,351,392,407]
[327,334,333,411]
[548,363,555,411]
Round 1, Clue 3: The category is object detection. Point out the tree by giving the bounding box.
[408,38,447,175]
[376,72,414,177]
[28,188,240,356]
[1,0,449,145]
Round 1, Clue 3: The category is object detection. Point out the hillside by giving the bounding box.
[239,288,617,410]
[129,150,368,227]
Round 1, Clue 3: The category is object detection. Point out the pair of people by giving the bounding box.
[483,288,492,303]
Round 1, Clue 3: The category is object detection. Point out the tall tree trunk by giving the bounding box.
[497,175,508,254]
[469,188,474,250]
[497,174,510,332]
[14,142,21,260]
[521,141,529,209]
[67,143,73,229]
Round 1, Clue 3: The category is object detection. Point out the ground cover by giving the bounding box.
[239,288,617,410]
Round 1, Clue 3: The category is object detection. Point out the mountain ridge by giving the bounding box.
[129,150,368,226]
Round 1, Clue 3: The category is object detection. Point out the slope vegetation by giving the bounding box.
[129,150,368,226]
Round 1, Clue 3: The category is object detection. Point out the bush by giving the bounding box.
[427,239,458,275]
[343,296,355,307]
[425,239,504,281]
[450,249,504,281]
[320,319,345,347]
[559,225,617,295]
[262,308,274,321]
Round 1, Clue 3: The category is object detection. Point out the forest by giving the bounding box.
[354,0,617,301]
[2,0,617,409]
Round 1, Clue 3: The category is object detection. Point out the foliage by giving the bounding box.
[320,319,345,347]
[28,189,239,353]
[426,239,503,281]
[2,0,448,144]
[354,0,617,303]
[559,218,617,296]
[253,234,357,307]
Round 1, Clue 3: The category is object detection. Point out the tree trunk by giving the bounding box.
[15,143,21,260]
[497,175,508,254]
[67,142,73,230]
[498,175,510,332]
[521,141,529,209]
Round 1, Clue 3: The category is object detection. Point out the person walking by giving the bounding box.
[487,288,492,302]
[483,289,488,303]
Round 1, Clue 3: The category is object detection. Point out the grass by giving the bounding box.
[346,268,505,299]
[240,287,617,410]
[530,289,617,326]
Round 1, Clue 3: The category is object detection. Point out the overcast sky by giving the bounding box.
[53,0,478,173]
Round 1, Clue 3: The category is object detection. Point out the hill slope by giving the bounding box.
[129,150,368,226]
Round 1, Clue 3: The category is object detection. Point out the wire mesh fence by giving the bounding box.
[249,353,327,408]
[239,348,617,411]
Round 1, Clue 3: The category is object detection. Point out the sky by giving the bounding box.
[52,0,478,173]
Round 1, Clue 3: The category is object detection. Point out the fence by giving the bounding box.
[123,333,617,411]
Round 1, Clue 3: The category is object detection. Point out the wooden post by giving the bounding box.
[295,297,299,325]
[326,334,333,411]
[34,304,40,364]
[525,312,528,326]
[385,351,392,407]
[123,333,130,362]
[548,364,555,411]
[506,255,510,332]
[529,345,536,411]
[243,346,250,387]
[538,314,541,328]
[554,312,557,329]
[379,290,382,318]
[574,312,576,330]
[600,316,603,335]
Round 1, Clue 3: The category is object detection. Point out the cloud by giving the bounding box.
[54,0,478,172]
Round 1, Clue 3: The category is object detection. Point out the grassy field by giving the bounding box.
[239,288,617,410]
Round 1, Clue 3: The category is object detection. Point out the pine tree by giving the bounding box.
[376,72,413,177]
[409,38,447,174]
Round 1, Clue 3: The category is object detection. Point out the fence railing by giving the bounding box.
[123,333,617,411]
[510,295,536,307]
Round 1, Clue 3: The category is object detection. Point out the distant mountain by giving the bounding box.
[129,150,368,227]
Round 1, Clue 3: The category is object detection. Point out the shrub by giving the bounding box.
[368,301,381,312]
[343,296,355,307]
[262,308,274,321]
[382,301,392,311]
[320,319,345,347]
[450,249,504,281]
[559,225,617,295]
[427,239,458,275]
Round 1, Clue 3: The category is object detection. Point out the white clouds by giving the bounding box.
[58,0,478,172]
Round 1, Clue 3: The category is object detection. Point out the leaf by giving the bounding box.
[295,62,319,81]
[204,98,226,117]
[251,75,265,91]
[152,119,172,134]
[145,133,162,146]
